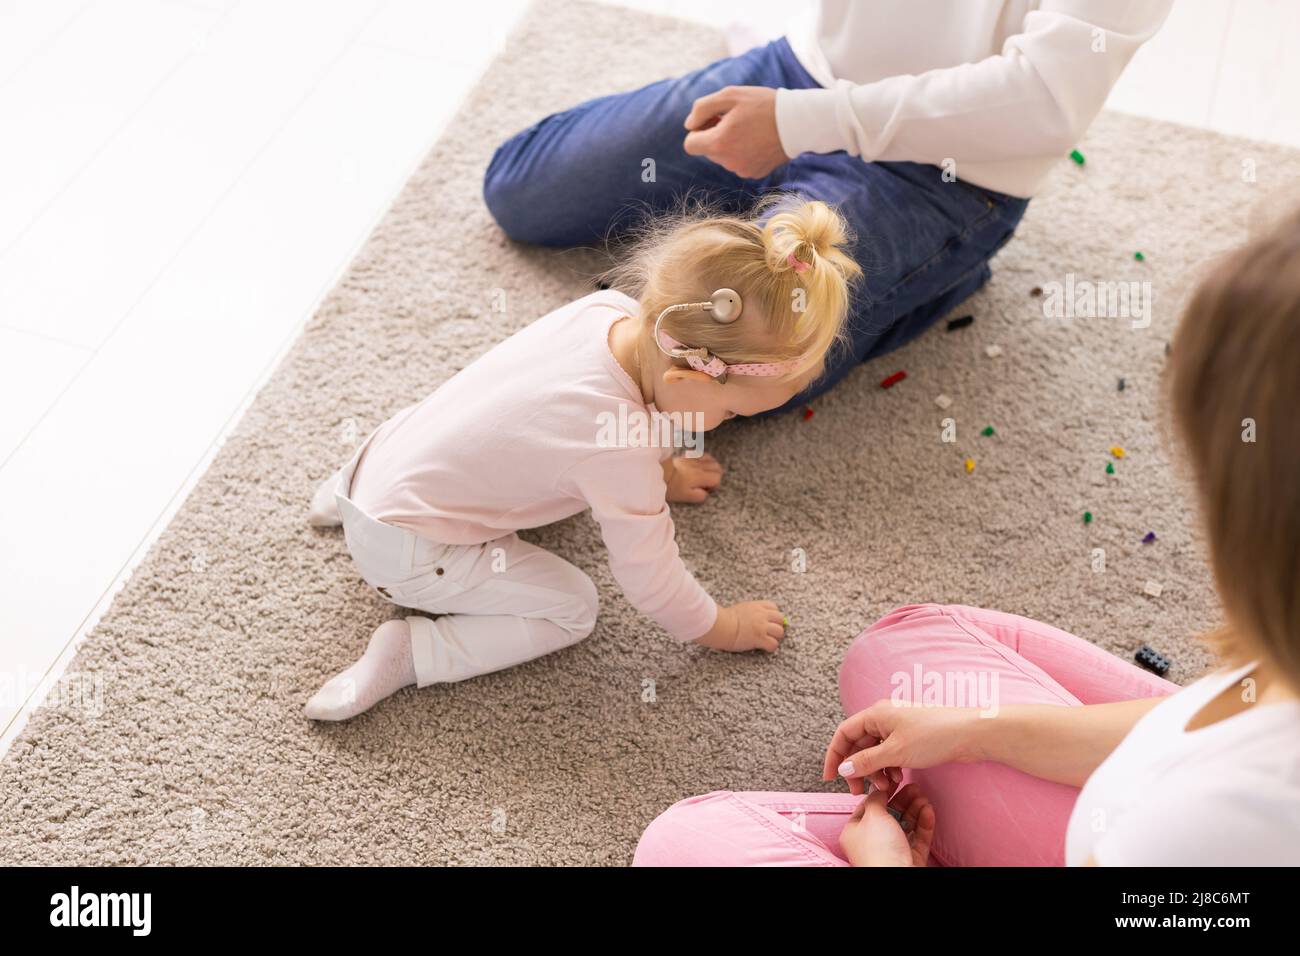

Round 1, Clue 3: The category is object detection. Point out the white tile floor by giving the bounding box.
[1,0,1296,756]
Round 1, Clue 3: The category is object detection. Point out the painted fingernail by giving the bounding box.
[838,760,855,777]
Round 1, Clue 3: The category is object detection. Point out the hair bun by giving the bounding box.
[764,200,853,275]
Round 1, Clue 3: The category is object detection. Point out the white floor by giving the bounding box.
[1,0,1297,757]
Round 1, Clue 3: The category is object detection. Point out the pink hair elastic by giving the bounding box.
[787,252,810,274]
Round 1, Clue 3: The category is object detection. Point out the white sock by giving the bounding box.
[308,474,342,527]
[304,619,417,721]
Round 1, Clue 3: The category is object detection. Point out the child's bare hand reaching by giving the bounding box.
[663,453,723,503]
[694,601,786,653]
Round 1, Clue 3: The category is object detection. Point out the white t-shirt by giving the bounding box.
[1065,663,1300,866]
[777,0,1173,197]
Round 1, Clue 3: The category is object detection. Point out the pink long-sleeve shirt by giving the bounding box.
[349,290,718,643]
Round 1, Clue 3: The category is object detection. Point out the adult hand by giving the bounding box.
[683,86,789,180]
[823,700,981,795]
[839,783,936,867]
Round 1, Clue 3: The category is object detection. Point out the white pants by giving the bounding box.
[321,449,599,686]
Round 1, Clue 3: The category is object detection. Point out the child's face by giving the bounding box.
[654,364,816,430]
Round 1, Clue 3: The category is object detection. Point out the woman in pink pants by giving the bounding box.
[634,207,1300,868]
[635,603,1176,867]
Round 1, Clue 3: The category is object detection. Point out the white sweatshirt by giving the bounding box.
[777,0,1173,197]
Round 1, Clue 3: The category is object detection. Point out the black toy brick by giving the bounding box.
[1135,644,1171,676]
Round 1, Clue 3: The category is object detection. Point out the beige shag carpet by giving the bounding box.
[3,0,1299,865]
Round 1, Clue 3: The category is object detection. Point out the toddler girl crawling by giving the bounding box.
[304,198,860,719]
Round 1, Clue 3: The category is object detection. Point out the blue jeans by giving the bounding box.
[483,38,1029,407]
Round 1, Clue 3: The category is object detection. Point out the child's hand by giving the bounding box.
[694,601,786,653]
[663,453,723,504]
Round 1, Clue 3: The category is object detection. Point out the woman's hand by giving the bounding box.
[694,601,786,653]
[663,453,723,503]
[823,700,982,795]
[839,784,936,867]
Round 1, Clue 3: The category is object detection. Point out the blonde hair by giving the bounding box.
[1166,204,1300,688]
[604,197,862,383]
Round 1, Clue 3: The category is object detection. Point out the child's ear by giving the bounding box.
[662,367,718,387]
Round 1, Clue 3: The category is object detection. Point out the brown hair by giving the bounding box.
[603,197,862,384]
[1167,205,1300,687]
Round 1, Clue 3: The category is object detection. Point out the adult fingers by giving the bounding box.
[909,803,937,864]
[861,786,893,820]
[849,745,896,793]
[682,127,722,158]
[684,87,737,130]
[891,783,927,824]
[838,744,896,783]
[822,705,890,779]
[847,793,870,823]
[823,727,875,781]
[891,783,937,860]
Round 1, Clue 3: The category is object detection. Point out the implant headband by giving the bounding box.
[653,288,801,381]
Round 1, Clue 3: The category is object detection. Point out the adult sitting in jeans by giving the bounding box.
[483,0,1172,407]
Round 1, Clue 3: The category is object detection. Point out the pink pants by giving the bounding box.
[633,604,1178,867]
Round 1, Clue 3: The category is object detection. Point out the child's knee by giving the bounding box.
[540,563,599,644]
